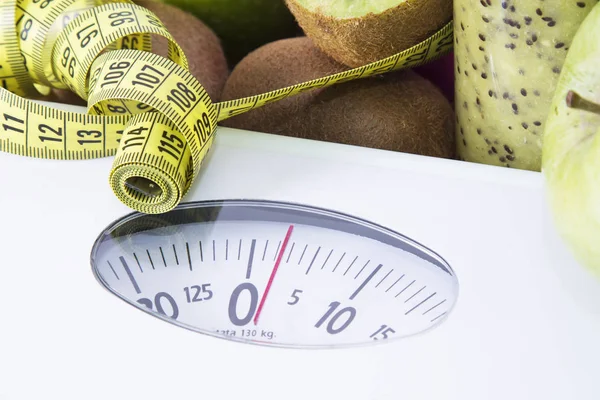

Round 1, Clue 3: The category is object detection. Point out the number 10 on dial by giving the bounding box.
[92,200,458,348]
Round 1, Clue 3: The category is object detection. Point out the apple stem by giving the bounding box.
[566,90,600,115]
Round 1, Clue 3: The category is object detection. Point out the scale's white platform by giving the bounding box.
[1,103,599,400]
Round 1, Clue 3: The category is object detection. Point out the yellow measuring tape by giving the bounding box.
[0,0,453,214]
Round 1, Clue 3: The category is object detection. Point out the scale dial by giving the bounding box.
[91,200,459,348]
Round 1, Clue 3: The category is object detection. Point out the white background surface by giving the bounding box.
[1,103,600,399]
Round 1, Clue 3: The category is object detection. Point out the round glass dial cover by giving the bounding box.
[91,200,459,348]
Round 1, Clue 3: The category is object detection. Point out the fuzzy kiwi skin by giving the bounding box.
[42,0,229,106]
[220,37,455,159]
[284,0,453,68]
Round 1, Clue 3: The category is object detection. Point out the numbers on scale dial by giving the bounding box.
[287,289,303,305]
[116,238,432,341]
[228,282,259,327]
[137,292,179,319]
[184,284,213,303]
[136,284,213,319]
[315,301,357,335]
[370,325,396,340]
[92,201,458,348]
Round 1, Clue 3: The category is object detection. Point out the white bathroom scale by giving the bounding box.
[0,102,599,400]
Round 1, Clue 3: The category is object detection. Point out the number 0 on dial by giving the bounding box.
[91,200,459,348]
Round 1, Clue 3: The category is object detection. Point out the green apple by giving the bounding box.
[542,1,600,279]
[155,0,301,66]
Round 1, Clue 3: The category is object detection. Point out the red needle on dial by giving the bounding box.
[253,224,294,325]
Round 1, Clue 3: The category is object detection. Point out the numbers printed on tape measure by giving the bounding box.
[131,64,164,89]
[0,0,454,214]
[51,2,186,99]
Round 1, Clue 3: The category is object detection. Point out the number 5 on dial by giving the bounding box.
[287,289,303,305]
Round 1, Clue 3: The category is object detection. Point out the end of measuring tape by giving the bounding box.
[87,48,217,214]
[0,0,453,215]
[1,0,216,214]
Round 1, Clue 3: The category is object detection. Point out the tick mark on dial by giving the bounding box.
[262,240,269,261]
[332,252,346,272]
[212,240,216,262]
[343,256,359,276]
[405,286,426,303]
[423,299,446,315]
[226,239,229,261]
[305,247,321,275]
[237,239,242,261]
[286,242,295,263]
[159,247,167,267]
[386,274,404,292]
[133,252,143,272]
[199,241,204,262]
[107,260,119,280]
[298,244,308,265]
[395,280,415,298]
[349,264,382,300]
[354,260,370,279]
[120,256,141,294]
[405,292,436,315]
[146,249,155,270]
[376,269,393,288]
[172,244,179,265]
[273,241,281,261]
[430,312,446,323]
[186,242,193,271]
[321,249,334,269]
[246,239,256,279]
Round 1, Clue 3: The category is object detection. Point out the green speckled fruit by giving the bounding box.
[155,0,301,66]
[542,2,600,279]
[454,0,597,171]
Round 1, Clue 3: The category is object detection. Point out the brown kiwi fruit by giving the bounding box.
[220,37,455,159]
[42,0,229,106]
[284,0,453,68]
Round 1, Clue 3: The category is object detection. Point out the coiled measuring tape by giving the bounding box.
[0,0,453,214]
